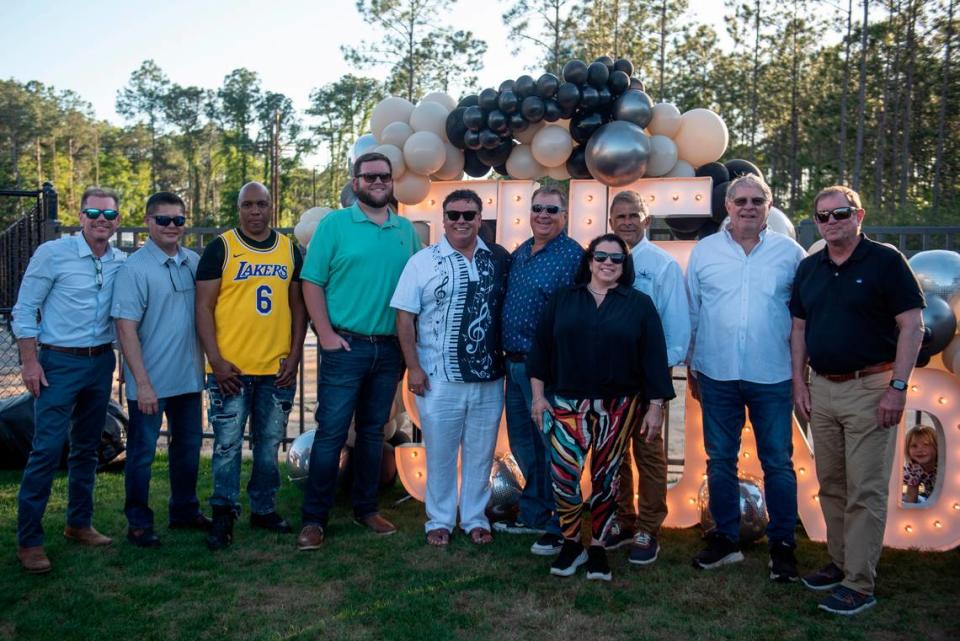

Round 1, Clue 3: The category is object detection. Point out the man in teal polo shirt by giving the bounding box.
[297,151,420,549]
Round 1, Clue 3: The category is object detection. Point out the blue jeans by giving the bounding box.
[124,392,203,530]
[17,349,115,547]
[504,360,560,534]
[301,337,403,527]
[698,373,797,546]
[207,375,295,515]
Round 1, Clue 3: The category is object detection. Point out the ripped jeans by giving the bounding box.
[206,374,295,515]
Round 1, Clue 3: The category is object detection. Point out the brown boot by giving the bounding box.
[63,526,113,546]
[297,525,325,551]
[353,513,397,535]
[17,546,52,574]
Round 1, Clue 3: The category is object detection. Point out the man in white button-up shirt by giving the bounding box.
[604,190,690,566]
[686,175,806,581]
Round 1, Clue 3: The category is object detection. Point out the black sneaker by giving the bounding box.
[492,520,547,535]
[550,539,588,577]
[127,527,161,548]
[250,512,293,534]
[692,532,744,569]
[586,545,612,581]
[818,586,877,615]
[769,541,799,583]
[601,522,635,551]
[530,533,563,556]
[628,531,659,566]
[802,562,844,591]
[206,506,235,551]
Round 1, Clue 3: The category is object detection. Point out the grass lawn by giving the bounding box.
[1,456,957,641]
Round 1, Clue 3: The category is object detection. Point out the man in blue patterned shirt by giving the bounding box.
[495,185,583,556]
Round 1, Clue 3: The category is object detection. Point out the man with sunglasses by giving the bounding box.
[604,190,690,565]
[391,189,510,546]
[297,152,420,550]
[12,187,126,573]
[686,174,806,580]
[196,181,307,550]
[790,185,924,615]
[497,185,583,556]
[112,192,208,548]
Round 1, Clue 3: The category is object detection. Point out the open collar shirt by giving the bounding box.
[686,228,806,384]
[631,237,691,367]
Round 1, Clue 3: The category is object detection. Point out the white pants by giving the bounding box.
[415,379,503,533]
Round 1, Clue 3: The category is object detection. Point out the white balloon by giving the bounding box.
[293,218,320,248]
[431,142,465,181]
[664,159,695,177]
[506,144,546,180]
[546,163,571,180]
[514,120,545,145]
[531,125,574,168]
[299,206,331,225]
[649,102,682,137]
[645,135,679,177]
[373,144,406,179]
[409,100,450,140]
[371,97,415,142]
[421,91,457,113]
[674,109,729,168]
[766,207,796,240]
[394,172,431,205]
[380,121,414,149]
[403,131,446,176]
[807,238,827,255]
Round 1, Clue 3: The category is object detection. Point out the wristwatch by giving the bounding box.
[889,379,908,391]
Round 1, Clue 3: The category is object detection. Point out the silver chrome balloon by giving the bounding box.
[611,90,653,129]
[348,133,379,174]
[909,250,960,301]
[487,453,524,516]
[286,429,315,486]
[697,474,769,543]
[584,121,650,187]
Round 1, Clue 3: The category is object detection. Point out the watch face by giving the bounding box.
[890,379,908,391]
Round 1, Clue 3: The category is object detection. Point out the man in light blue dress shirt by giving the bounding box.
[112,192,207,549]
[12,187,126,573]
[605,190,690,566]
[686,174,806,581]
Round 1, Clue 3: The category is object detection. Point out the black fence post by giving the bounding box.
[41,182,59,242]
[797,220,817,249]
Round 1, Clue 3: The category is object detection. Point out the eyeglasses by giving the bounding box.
[445,210,479,222]
[150,215,186,227]
[81,207,120,220]
[92,256,103,289]
[731,197,767,208]
[592,251,626,264]
[531,204,563,215]
[358,172,392,183]
[814,206,857,223]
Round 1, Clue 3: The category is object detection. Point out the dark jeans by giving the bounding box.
[301,337,403,527]
[124,392,203,530]
[17,349,115,547]
[207,375,295,515]
[698,373,797,547]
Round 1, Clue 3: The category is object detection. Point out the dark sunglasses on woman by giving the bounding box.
[592,251,626,264]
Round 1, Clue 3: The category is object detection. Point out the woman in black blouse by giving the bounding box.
[527,233,674,581]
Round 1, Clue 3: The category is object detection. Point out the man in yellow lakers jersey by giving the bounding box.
[196,182,307,550]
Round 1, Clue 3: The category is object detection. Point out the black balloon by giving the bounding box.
[566,146,592,179]
[463,149,490,177]
[487,110,509,135]
[919,295,957,359]
[580,85,600,110]
[711,181,730,223]
[445,108,468,150]
[463,129,482,150]
[614,58,634,75]
[570,111,604,144]
[697,219,721,239]
[598,87,612,107]
[498,90,519,114]
[515,75,536,99]
[543,99,562,122]
[509,112,529,132]
[494,162,510,177]
[458,94,480,108]
[556,82,581,110]
[521,96,546,123]
[595,55,615,71]
[587,61,610,88]
[665,216,708,239]
[559,103,577,119]
[478,140,514,167]
[725,159,765,182]
[536,73,560,98]
[562,59,588,85]
[479,88,499,112]
[608,70,630,95]
[697,162,731,186]
[629,77,645,92]
[499,79,517,93]
[479,129,501,149]
[463,105,485,131]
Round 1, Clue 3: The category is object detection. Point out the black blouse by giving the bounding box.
[526,283,676,401]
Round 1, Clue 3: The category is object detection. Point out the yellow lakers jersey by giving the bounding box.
[211,229,295,375]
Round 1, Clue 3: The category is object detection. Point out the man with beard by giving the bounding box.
[297,152,420,549]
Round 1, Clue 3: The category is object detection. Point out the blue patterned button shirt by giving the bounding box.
[502,232,583,354]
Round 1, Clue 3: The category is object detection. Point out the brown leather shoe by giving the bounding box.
[297,525,325,551]
[17,546,51,574]
[354,513,397,536]
[63,526,113,546]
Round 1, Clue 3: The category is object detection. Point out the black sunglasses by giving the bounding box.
[731,197,767,208]
[592,251,626,264]
[358,172,392,183]
[81,207,120,220]
[531,204,563,215]
[445,210,479,222]
[814,206,857,223]
[151,215,186,227]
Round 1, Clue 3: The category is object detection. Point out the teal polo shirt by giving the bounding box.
[301,202,420,336]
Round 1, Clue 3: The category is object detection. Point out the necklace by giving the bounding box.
[587,286,608,297]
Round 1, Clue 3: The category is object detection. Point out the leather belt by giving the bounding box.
[334,328,396,343]
[39,343,113,357]
[505,351,527,363]
[816,362,894,383]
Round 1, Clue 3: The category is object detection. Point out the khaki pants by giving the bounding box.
[615,402,668,535]
[809,372,898,595]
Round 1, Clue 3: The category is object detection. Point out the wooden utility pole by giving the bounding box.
[270,109,280,226]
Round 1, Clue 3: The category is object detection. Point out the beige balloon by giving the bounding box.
[431,142,465,181]
[674,108,729,168]
[403,131,446,176]
[664,159,695,177]
[645,135,679,177]
[374,144,406,179]
[766,207,796,240]
[299,206,331,225]
[554,118,571,131]
[546,163,571,180]
[506,144,546,180]
[421,91,457,113]
[942,334,960,374]
[394,172,431,205]
[649,102,682,137]
[371,97,415,142]
[807,238,827,255]
[409,100,450,140]
[380,121,414,149]
[531,125,574,168]
[293,218,320,248]
[514,120,545,145]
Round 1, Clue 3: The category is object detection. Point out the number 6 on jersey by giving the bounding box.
[256,284,272,314]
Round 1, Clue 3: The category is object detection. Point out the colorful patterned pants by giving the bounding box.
[544,395,638,542]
